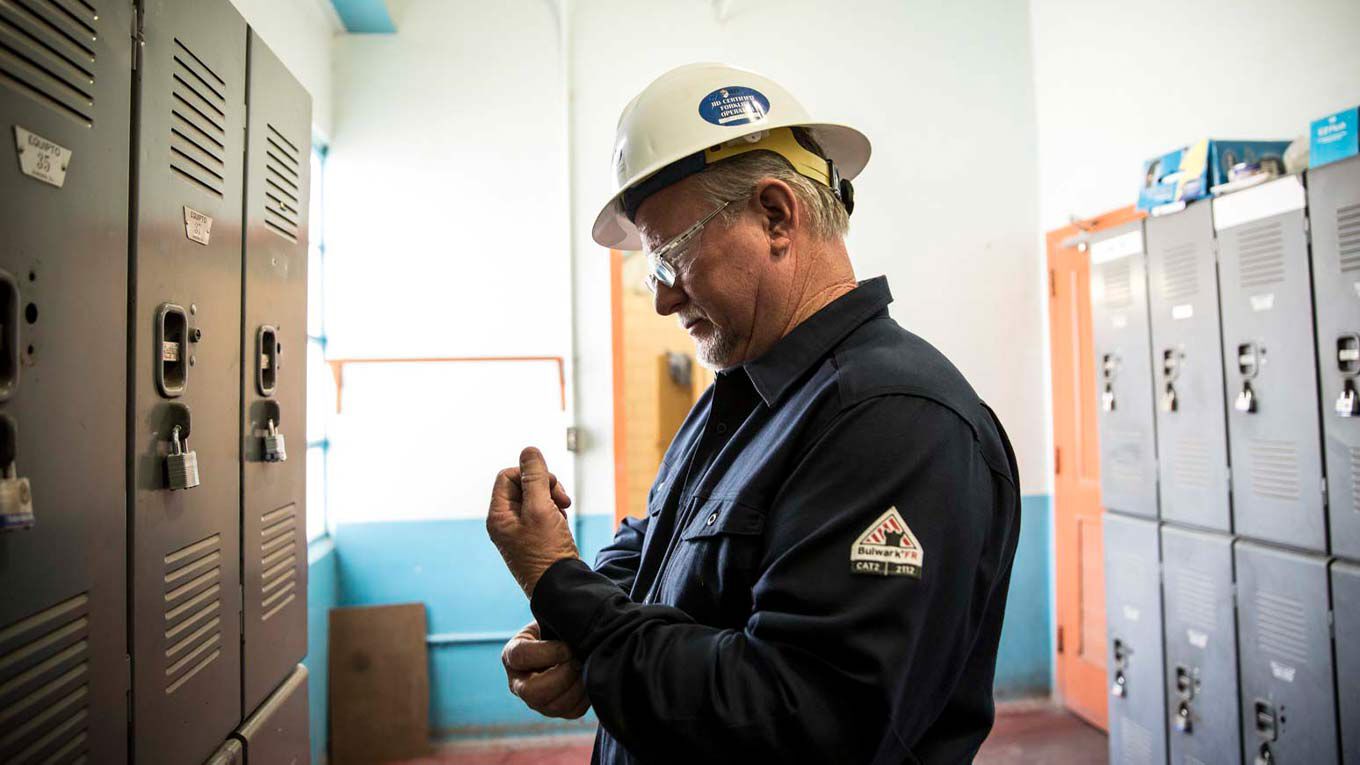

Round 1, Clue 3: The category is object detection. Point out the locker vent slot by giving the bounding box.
[260,503,299,621]
[0,593,91,763]
[1253,589,1309,664]
[1170,565,1217,632]
[1350,446,1360,512]
[1159,241,1199,301]
[1236,220,1285,289]
[1118,718,1154,763]
[1339,202,1360,273]
[1249,439,1299,501]
[169,38,227,197]
[1102,260,1132,309]
[262,123,301,242]
[1106,431,1142,484]
[1171,437,1211,489]
[0,0,97,126]
[163,533,222,694]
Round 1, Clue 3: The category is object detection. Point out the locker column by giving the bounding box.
[128,0,248,762]
[0,2,134,763]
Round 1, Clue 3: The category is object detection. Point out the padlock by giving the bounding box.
[0,463,35,532]
[1174,702,1193,733]
[263,418,287,462]
[1336,384,1359,418]
[1101,385,1116,412]
[1110,670,1126,698]
[1235,383,1256,413]
[166,425,200,490]
[1161,384,1177,413]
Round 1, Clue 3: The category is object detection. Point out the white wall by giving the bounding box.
[568,0,1049,518]
[1030,0,1360,231]
[227,0,340,140]
[324,0,574,521]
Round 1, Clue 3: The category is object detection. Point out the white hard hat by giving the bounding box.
[592,62,872,250]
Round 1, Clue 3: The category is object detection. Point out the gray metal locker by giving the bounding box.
[1104,512,1167,764]
[1146,201,1232,532]
[0,2,133,762]
[1214,176,1327,552]
[233,665,310,765]
[1235,540,1338,764]
[241,28,311,720]
[129,1,248,762]
[1308,156,1360,560]
[1160,526,1240,764]
[1091,222,1160,518]
[1334,560,1360,765]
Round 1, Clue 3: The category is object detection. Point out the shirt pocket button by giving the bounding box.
[707,512,718,525]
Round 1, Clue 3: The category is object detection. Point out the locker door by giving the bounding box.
[1334,560,1360,765]
[241,28,311,717]
[1146,202,1232,531]
[129,1,248,762]
[1160,526,1240,765]
[1091,222,1159,518]
[1214,176,1327,552]
[1104,512,1166,764]
[0,3,132,763]
[1308,156,1360,560]
[1235,540,1338,764]
[233,665,309,765]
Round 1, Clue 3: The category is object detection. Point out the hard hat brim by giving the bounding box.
[591,122,871,251]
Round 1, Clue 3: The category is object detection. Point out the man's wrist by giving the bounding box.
[524,553,581,599]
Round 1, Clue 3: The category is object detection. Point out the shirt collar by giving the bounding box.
[739,276,893,406]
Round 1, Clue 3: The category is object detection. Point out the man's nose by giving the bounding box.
[653,280,685,316]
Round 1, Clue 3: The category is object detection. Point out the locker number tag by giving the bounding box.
[184,207,213,245]
[14,126,71,188]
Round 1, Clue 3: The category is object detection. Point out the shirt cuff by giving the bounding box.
[530,557,622,656]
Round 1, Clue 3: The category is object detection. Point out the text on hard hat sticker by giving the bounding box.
[698,86,770,127]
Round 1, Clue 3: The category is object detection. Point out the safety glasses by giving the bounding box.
[643,200,733,294]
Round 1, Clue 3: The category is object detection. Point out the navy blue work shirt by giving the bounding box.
[531,276,1021,764]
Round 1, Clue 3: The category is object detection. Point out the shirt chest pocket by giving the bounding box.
[657,498,766,622]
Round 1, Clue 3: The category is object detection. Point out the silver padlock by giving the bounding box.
[1336,384,1359,418]
[1161,384,1177,413]
[0,463,35,532]
[263,418,287,462]
[1235,383,1256,414]
[1101,385,1116,412]
[166,425,200,490]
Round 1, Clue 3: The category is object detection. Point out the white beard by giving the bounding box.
[694,326,737,370]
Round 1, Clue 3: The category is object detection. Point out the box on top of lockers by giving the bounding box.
[1138,139,1291,211]
[1311,106,1358,169]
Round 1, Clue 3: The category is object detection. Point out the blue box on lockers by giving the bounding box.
[1311,107,1359,168]
[1137,139,1291,210]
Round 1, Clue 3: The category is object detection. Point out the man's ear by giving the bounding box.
[753,179,797,255]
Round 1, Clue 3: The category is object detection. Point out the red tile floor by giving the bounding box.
[395,703,1108,765]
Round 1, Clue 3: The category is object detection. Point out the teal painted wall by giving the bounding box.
[328,499,1051,735]
[304,539,340,764]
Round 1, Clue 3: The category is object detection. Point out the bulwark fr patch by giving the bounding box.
[850,506,923,579]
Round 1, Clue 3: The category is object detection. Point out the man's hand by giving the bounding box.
[503,621,590,719]
[487,446,580,598]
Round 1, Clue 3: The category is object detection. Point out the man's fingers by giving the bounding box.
[491,468,523,506]
[503,636,572,672]
[511,661,579,708]
[549,472,572,511]
[539,673,587,718]
[519,447,551,504]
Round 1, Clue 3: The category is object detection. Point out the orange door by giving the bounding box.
[1048,207,1144,730]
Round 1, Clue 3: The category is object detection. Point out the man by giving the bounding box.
[487,63,1021,763]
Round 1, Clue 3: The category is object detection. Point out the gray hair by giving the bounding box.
[691,128,849,241]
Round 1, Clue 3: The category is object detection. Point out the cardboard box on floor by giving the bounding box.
[329,603,431,764]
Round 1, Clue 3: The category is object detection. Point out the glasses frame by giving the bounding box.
[643,199,734,294]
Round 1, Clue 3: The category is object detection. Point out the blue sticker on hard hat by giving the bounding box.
[698,86,770,127]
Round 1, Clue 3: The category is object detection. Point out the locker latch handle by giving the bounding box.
[257,325,279,397]
[1253,700,1278,742]
[1174,665,1193,700]
[1237,342,1260,379]
[0,270,18,402]
[155,304,190,398]
[1337,334,1360,375]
